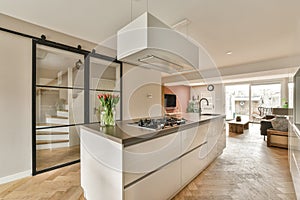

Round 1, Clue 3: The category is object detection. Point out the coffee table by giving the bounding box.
[228,119,249,134]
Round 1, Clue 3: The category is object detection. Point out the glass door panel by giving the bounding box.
[36,125,81,171]
[35,44,84,172]
[89,56,121,123]
[225,84,249,120]
[36,45,84,88]
[250,84,281,122]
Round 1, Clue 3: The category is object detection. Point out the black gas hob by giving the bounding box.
[131,117,186,130]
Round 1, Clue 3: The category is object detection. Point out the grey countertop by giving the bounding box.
[81,113,225,147]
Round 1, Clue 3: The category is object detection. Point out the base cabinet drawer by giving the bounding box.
[124,132,181,186]
[182,123,209,153]
[181,144,207,184]
[124,159,181,200]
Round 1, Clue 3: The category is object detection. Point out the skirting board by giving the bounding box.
[0,170,31,184]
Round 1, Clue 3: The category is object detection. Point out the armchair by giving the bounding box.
[260,119,273,140]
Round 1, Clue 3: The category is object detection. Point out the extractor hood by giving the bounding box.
[117,12,199,74]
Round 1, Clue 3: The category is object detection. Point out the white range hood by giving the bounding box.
[117,12,199,74]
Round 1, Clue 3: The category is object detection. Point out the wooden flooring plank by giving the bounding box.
[0,123,296,200]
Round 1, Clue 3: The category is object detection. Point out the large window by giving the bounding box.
[225,84,249,120]
[225,83,281,122]
[33,41,122,174]
[250,84,281,121]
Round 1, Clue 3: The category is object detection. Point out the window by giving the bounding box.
[225,84,249,120]
[225,83,282,122]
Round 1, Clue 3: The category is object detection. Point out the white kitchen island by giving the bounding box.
[80,113,226,200]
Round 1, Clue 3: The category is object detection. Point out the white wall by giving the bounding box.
[191,84,225,114]
[122,63,162,120]
[0,14,97,184]
[0,31,32,183]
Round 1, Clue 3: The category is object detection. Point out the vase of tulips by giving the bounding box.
[97,93,119,126]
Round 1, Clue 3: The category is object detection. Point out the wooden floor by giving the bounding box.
[0,164,84,200]
[36,145,80,171]
[173,123,295,200]
[0,123,296,200]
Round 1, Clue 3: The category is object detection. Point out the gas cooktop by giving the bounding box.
[128,117,187,130]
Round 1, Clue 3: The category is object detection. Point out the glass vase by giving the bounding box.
[101,106,116,126]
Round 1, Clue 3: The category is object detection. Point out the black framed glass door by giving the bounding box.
[33,42,86,173]
[32,40,122,174]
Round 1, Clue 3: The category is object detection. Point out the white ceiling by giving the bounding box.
[1,0,300,68]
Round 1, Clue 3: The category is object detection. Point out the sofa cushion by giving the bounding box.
[270,116,288,132]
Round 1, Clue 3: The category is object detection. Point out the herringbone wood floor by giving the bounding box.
[0,124,295,200]
[36,145,80,171]
[173,123,295,200]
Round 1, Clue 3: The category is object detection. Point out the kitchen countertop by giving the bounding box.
[81,113,225,147]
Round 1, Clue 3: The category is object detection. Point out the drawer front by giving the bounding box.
[124,159,181,200]
[124,132,181,185]
[181,144,207,184]
[182,123,209,153]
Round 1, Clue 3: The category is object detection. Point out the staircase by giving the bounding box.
[36,108,70,150]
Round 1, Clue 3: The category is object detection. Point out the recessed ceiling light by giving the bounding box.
[226,51,233,55]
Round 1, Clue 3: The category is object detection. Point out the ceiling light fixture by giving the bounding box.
[226,51,233,55]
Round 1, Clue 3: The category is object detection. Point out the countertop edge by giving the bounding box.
[81,114,226,147]
[81,125,124,144]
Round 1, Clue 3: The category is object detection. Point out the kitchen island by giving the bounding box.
[80,113,226,200]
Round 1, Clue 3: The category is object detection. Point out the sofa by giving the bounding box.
[260,119,273,140]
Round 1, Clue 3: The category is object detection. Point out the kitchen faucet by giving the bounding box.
[199,98,209,116]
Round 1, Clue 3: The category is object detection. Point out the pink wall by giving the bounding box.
[163,85,190,113]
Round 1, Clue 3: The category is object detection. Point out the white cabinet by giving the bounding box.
[181,123,209,153]
[125,159,181,200]
[289,123,300,198]
[217,129,226,153]
[206,118,225,163]
[181,122,210,185]
[181,143,207,184]
[294,69,300,124]
[81,116,226,200]
[124,132,181,186]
